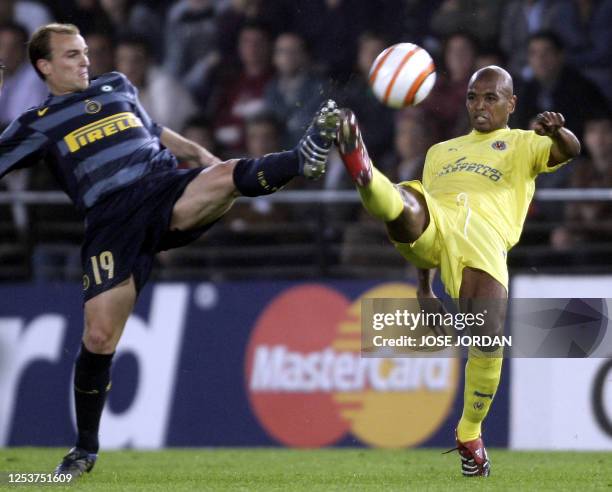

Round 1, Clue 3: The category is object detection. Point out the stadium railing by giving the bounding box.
[1,189,611,281]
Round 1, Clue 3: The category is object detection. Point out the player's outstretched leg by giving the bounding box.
[336,108,428,242]
[170,101,341,231]
[231,100,340,196]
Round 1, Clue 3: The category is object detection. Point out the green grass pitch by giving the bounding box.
[1,448,611,491]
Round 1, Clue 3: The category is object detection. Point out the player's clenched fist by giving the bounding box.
[533,111,566,137]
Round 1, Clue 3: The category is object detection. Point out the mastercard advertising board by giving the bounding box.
[0,280,509,448]
[244,282,507,449]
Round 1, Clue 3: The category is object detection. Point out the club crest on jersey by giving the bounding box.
[85,99,102,114]
[491,140,507,151]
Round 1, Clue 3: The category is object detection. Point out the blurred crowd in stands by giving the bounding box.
[0,0,611,280]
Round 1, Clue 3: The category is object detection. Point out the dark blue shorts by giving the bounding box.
[81,168,213,302]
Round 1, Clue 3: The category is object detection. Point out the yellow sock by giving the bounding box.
[357,167,404,222]
[457,347,503,442]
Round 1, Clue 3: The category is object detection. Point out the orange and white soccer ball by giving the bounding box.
[368,43,436,108]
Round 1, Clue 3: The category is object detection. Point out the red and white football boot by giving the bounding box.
[452,432,491,477]
[336,109,373,187]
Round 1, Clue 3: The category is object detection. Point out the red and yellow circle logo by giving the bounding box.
[245,283,459,448]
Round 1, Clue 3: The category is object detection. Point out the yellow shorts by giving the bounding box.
[392,180,508,298]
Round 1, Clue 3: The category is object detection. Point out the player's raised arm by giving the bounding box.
[533,111,581,166]
[159,127,222,168]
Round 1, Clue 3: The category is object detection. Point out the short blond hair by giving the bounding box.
[28,23,80,80]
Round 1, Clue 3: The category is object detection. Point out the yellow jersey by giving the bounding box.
[422,127,565,249]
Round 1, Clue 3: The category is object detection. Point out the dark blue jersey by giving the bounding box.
[0,72,177,212]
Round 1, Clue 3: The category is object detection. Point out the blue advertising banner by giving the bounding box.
[0,281,509,449]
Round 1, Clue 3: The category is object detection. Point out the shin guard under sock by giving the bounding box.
[357,167,405,222]
[232,150,300,197]
[457,347,503,442]
[74,343,114,453]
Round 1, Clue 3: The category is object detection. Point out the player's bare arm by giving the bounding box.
[533,111,581,166]
[159,127,222,168]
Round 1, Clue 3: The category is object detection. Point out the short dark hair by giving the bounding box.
[358,31,390,48]
[477,45,508,66]
[84,30,116,48]
[528,30,565,52]
[246,110,284,134]
[443,31,480,55]
[116,33,152,58]
[240,20,273,40]
[28,23,80,80]
[182,115,213,132]
[584,111,612,127]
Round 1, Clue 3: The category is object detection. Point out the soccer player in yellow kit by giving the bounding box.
[336,66,580,476]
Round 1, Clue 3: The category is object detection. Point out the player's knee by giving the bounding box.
[205,160,239,198]
[171,161,239,230]
[385,186,429,243]
[83,318,119,353]
[189,161,238,204]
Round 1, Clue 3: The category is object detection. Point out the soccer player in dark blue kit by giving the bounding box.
[0,23,340,478]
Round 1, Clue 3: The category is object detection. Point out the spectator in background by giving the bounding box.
[178,116,218,168]
[475,46,507,71]
[115,35,196,132]
[500,0,559,77]
[216,0,290,63]
[210,21,274,156]
[430,0,505,46]
[0,22,47,127]
[512,31,610,140]
[54,0,113,35]
[164,0,218,88]
[422,32,478,140]
[243,111,284,158]
[551,0,612,102]
[551,113,612,252]
[335,32,395,165]
[0,21,47,238]
[290,0,370,83]
[84,31,116,79]
[379,109,432,183]
[0,0,52,35]
[100,0,162,60]
[222,111,290,232]
[264,32,328,149]
[370,0,443,47]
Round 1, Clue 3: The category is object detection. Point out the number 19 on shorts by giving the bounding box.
[90,251,115,285]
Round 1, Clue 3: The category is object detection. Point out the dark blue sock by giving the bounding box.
[74,343,114,453]
[232,150,300,197]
